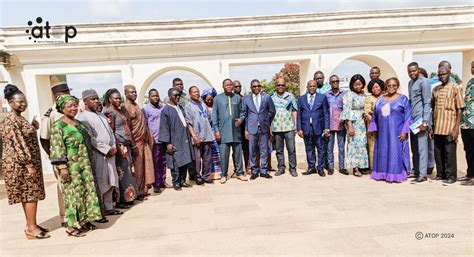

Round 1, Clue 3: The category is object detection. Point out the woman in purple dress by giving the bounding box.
[369,77,412,183]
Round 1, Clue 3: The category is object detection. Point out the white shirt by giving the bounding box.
[253,93,261,111]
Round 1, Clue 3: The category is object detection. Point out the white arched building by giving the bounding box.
[2,5,473,118]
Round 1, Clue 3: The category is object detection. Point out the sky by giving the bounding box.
[0,0,468,101]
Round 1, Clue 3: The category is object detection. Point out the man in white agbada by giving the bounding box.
[77,89,122,216]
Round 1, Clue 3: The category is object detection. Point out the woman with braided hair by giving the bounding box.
[103,88,138,208]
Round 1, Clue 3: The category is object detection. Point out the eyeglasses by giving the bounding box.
[276,84,285,87]
[251,85,262,88]
[234,85,241,88]
[330,80,340,83]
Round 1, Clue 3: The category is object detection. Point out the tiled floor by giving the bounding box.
[1,140,472,256]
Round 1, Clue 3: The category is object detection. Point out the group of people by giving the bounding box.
[1,59,473,240]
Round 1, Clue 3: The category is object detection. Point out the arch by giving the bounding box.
[138,66,213,103]
[328,54,399,82]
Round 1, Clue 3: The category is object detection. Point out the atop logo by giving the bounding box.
[25,17,77,43]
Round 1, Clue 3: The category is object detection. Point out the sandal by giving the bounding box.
[105,209,123,216]
[25,230,51,240]
[95,217,109,223]
[82,222,97,231]
[353,168,362,177]
[66,228,86,237]
[37,225,49,233]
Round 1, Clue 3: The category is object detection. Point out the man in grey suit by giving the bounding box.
[243,79,276,180]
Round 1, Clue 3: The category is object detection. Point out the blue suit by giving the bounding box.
[242,93,276,175]
[297,93,330,171]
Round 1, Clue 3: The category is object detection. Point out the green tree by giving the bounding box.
[429,72,462,85]
[261,63,301,99]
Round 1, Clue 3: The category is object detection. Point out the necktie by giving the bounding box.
[255,94,260,111]
[228,96,233,115]
[309,94,314,109]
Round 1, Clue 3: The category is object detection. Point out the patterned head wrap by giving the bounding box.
[201,87,217,100]
[56,95,79,113]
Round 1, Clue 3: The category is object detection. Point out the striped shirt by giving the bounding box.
[432,82,465,135]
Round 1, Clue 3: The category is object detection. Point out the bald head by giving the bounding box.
[124,84,137,102]
[275,77,286,95]
[233,80,242,94]
[438,66,451,85]
[307,80,317,94]
[438,60,452,70]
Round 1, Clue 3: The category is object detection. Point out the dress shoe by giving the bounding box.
[250,174,258,180]
[457,176,472,182]
[195,178,204,185]
[181,182,192,188]
[173,185,182,191]
[412,177,427,183]
[136,195,147,201]
[461,179,474,186]
[237,175,248,181]
[318,169,326,177]
[220,177,227,184]
[153,187,162,194]
[443,178,456,184]
[328,169,334,175]
[203,178,214,184]
[302,169,316,175]
[260,173,273,179]
[290,171,298,177]
[360,168,369,175]
[434,175,446,181]
[407,173,419,179]
[275,170,285,176]
[339,169,349,175]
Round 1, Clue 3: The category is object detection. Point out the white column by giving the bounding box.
[299,55,319,95]
[121,64,135,86]
[395,50,413,96]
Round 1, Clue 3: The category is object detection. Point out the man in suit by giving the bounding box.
[243,79,276,180]
[297,80,330,176]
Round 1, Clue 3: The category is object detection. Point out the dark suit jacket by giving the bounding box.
[297,93,330,136]
[242,93,276,135]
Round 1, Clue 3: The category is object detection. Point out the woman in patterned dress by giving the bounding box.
[50,95,102,237]
[340,74,369,177]
[364,78,385,173]
[103,89,138,208]
[201,88,222,180]
[1,84,50,239]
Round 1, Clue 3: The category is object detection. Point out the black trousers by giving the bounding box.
[171,164,189,187]
[461,129,474,177]
[434,135,457,180]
